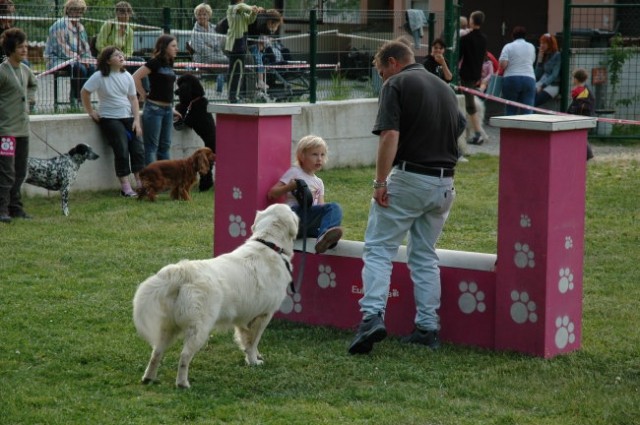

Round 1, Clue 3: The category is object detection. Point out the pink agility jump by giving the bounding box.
[209,103,596,358]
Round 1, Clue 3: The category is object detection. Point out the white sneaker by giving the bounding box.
[458,155,469,163]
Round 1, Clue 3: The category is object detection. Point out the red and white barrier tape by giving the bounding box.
[455,84,640,126]
[37,59,336,78]
[173,61,336,70]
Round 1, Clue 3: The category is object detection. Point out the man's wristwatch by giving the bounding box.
[372,179,387,189]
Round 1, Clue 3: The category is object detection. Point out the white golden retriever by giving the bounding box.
[133,203,299,388]
[463,97,489,143]
[456,96,488,157]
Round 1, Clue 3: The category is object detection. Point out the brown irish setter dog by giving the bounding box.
[137,147,216,201]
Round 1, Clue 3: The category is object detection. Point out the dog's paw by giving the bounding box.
[176,380,191,389]
[245,355,264,366]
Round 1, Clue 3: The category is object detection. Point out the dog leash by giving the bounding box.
[30,129,63,155]
[182,96,202,121]
[292,179,312,294]
[255,238,294,292]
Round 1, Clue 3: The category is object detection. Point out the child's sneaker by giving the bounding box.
[314,227,343,253]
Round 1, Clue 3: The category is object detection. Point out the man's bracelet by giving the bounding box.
[372,179,387,189]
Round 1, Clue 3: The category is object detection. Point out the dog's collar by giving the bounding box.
[255,238,295,292]
[255,238,284,254]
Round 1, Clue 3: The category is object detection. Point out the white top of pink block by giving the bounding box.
[207,103,302,116]
[294,239,497,272]
[490,114,596,131]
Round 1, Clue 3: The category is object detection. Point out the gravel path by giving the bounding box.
[464,123,640,162]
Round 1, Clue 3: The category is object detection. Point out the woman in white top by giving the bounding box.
[81,46,143,197]
[499,26,536,115]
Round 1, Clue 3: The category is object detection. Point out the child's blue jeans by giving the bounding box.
[291,202,342,238]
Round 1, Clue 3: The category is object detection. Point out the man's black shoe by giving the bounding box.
[401,328,440,350]
[10,210,33,219]
[348,314,387,355]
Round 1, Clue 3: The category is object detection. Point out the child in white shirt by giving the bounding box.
[268,135,343,253]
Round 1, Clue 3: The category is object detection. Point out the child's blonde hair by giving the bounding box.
[295,135,328,166]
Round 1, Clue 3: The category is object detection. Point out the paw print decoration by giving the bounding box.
[458,281,486,314]
[514,242,535,269]
[555,315,576,349]
[317,265,336,289]
[280,290,302,314]
[510,290,538,324]
[228,214,247,238]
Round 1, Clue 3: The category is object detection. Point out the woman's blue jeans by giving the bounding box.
[502,76,536,115]
[291,202,342,239]
[142,102,173,165]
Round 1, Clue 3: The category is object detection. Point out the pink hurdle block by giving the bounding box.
[209,104,302,257]
[280,241,497,350]
[210,103,596,358]
[491,114,595,358]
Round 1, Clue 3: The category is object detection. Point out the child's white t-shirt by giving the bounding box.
[83,70,136,119]
[279,165,324,207]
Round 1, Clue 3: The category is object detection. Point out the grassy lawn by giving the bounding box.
[1,154,638,425]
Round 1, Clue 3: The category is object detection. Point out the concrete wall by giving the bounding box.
[24,99,380,197]
[291,99,379,169]
[24,114,204,197]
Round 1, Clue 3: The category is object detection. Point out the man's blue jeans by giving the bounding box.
[142,102,173,165]
[359,168,455,331]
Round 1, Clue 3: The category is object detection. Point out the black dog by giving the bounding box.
[175,74,216,192]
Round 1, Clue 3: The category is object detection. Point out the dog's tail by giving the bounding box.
[132,262,191,345]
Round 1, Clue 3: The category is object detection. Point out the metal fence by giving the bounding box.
[7,4,449,113]
[563,2,640,138]
[11,1,638,140]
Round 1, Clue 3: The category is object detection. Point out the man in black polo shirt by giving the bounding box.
[459,10,487,145]
[348,39,465,355]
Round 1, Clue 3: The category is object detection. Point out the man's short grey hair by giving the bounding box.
[373,39,414,68]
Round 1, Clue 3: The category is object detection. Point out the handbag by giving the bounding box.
[215,17,228,34]
[89,23,114,57]
[486,74,503,97]
[89,36,99,57]
[293,179,313,209]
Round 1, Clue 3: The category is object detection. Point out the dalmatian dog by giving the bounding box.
[26,143,100,216]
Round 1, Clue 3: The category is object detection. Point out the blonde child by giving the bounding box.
[268,135,343,253]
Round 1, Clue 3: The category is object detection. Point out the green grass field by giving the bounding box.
[1,155,638,424]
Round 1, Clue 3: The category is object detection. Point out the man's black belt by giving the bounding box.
[396,161,455,178]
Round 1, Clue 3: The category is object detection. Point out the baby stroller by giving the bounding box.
[262,39,310,102]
